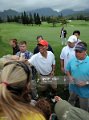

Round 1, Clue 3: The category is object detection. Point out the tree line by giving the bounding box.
[0,11,89,26]
[0,11,41,25]
[0,11,69,27]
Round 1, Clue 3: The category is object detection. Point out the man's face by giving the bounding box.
[38,45,48,54]
[19,44,27,52]
[75,50,86,60]
[68,42,75,48]
[74,33,80,39]
[10,41,15,47]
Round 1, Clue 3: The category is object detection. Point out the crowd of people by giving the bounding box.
[0,29,89,120]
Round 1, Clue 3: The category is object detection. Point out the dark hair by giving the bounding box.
[36,98,51,119]
[73,30,80,36]
[36,35,43,40]
[11,39,18,44]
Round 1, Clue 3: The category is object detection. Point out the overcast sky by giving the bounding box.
[0,0,89,12]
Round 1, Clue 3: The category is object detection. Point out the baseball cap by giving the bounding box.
[75,43,87,51]
[37,40,48,46]
[67,35,77,43]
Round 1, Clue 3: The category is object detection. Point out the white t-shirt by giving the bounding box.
[75,39,81,46]
[28,51,55,75]
[60,45,75,71]
[61,30,64,38]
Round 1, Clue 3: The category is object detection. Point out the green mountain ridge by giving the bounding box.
[0,8,89,19]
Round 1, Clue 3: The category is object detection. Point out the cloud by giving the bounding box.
[0,0,89,12]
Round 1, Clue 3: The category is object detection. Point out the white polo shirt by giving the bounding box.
[28,51,55,75]
[60,45,75,71]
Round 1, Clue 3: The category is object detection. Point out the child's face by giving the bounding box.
[19,44,27,52]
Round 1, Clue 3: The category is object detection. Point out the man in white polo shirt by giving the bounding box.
[28,40,56,96]
[28,40,55,76]
[60,35,77,73]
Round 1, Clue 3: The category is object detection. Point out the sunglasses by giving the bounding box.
[75,50,83,53]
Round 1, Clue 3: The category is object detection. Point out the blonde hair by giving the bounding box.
[0,62,40,120]
[0,54,13,69]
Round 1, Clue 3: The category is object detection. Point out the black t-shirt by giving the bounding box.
[34,44,54,54]
[63,30,67,38]
[13,45,20,55]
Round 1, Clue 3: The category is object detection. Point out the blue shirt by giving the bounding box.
[66,56,89,98]
[16,50,33,59]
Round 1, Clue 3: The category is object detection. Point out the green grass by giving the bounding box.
[0,20,89,76]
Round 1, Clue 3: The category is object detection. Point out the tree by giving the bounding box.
[47,16,58,27]
[36,13,41,25]
[50,16,58,27]
[7,15,11,22]
[41,16,46,22]
[34,13,41,25]
[85,16,89,21]
[46,16,51,23]
[14,16,21,23]
[34,13,37,24]
[21,11,29,25]
[60,18,69,26]
[7,15,14,22]
[0,17,3,23]
[29,13,33,25]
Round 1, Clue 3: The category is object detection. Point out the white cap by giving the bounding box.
[67,35,77,43]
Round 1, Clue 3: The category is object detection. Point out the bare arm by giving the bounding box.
[50,64,55,77]
[66,71,74,83]
[60,59,65,73]
[66,71,89,86]
[76,81,89,87]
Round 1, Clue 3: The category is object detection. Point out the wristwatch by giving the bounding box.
[86,81,89,85]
